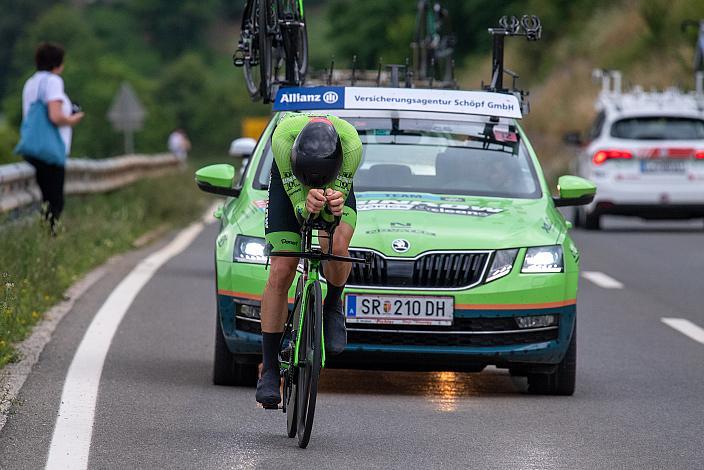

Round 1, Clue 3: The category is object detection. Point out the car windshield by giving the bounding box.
[610,117,704,140]
[255,117,542,199]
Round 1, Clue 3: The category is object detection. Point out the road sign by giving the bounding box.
[107,82,146,154]
[241,116,269,139]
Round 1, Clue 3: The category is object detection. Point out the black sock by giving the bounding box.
[261,332,282,373]
[324,283,345,313]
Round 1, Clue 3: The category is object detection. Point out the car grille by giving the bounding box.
[346,250,490,289]
[347,328,559,347]
[236,316,559,347]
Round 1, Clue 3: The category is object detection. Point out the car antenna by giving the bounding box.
[404,57,413,88]
[327,57,335,85]
[429,57,435,88]
[376,58,383,87]
[351,55,358,86]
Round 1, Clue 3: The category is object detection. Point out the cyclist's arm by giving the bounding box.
[272,113,311,221]
[329,115,362,200]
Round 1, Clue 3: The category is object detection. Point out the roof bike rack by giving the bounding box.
[483,15,541,114]
[302,56,457,89]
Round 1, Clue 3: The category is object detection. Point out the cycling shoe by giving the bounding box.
[255,368,281,408]
[323,304,347,355]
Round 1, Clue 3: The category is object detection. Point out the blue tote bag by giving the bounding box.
[14,76,66,166]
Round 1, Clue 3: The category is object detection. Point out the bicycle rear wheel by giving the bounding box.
[296,280,322,448]
[242,1,262,99]
[295,22,308,81]
[258,0,275,102]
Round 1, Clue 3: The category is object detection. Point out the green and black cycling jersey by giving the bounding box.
[265,112,363,251]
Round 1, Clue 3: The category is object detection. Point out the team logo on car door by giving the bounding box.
[392,239,410,253]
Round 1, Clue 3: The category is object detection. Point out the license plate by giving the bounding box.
[345,294,454,326]
[640,160,685,173]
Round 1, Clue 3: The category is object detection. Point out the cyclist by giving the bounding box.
[256,112,362,407]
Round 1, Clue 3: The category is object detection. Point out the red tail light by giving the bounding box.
[592,149,633,165]
[696,151,704,160]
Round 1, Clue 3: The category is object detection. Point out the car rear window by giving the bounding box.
[254,117,542,199]
[610,117,704,140]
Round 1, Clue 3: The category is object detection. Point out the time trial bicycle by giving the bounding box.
[269,215,365,448]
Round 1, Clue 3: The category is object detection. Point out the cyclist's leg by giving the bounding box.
[318,190,357,354]
[258,161,301,405]
[262,160,302,333]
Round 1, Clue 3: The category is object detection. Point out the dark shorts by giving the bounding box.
[265,161,357,251]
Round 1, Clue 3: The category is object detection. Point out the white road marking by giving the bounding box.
[661,318,704,345]
[45,221,206,470]
[581,271,624,289]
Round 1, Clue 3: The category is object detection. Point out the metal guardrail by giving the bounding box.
[0,154,182,214]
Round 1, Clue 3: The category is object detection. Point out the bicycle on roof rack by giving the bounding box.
[411,0,456,82]
[269,215,366,448]
[234,0,309,103]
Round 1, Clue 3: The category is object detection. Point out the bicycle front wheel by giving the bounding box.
[258,0,275,102]
[296,280,322,448]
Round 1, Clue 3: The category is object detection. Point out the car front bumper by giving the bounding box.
[217,292,576,371]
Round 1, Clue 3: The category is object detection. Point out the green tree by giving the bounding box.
[125,0,219,59]
[0,0,56,98]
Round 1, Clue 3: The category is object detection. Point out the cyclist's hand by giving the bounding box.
[325,189,344,217]
[306,189,326,215]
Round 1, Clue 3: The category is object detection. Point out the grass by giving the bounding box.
[0,161,214,367]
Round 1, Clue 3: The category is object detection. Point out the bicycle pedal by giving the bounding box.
[233,49,246,67]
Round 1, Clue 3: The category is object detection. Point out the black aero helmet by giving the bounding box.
[291,117,343,187]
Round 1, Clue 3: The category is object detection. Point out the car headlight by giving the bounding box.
[485,249,518,282]
[521,245,563,273]
[233,235,267,264]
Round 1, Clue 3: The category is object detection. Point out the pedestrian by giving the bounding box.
[15,42,84,233]
[168,128,191,162]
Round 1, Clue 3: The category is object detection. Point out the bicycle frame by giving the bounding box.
[292,225,326,369]
[274,219,366,373]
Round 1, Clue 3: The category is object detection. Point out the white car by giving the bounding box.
[570,72,704,229]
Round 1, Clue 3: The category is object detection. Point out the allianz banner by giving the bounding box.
[273,86,522,119]
[273,86,346,111]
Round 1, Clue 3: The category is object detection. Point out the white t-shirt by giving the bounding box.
[168,131,188,159]
[22,71,73,155]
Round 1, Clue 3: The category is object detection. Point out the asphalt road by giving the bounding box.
[1,215,703,469]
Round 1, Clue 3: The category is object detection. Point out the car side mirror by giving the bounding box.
[195,164,241,197]
[562,131,583,146]
[229,137,256,159]
[552,175,596,207]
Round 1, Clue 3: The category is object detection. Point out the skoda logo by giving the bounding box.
[392,239,410,253]
[322,91,339,104]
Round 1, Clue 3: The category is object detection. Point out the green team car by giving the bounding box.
[196,86,596,395]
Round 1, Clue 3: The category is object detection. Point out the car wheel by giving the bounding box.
[213,314,258,386]
[583,210,601,230]
[527,324,576,396]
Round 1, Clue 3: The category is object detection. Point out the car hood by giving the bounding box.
[350,192,561,256]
